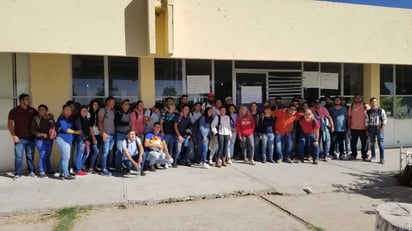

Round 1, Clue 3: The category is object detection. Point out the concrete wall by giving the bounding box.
[0,0,149,57]
[170,0,412,64]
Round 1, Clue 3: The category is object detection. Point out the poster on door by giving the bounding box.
[241,86,262,104]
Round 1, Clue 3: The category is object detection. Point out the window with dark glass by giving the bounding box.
[380,65,394,95]
[396,65,412,95]
[320,63,341,96]
[108,56,139,98]
[343,64,363,96]
[72,56,104,100]
[214,60,232,100]
[155,59,182,98]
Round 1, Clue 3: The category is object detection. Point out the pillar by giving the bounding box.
[139,57,156,107]
[363,64,380,104]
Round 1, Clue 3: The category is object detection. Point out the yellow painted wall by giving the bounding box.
[139,57,156,107]
[363,64,380,104]
[0,0,149,57]
[30,54,71,168]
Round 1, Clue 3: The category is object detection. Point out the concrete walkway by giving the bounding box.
[0,148,410,230]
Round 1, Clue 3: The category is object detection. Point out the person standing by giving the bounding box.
[227,104,238,164]
[56,104,81,180]
[114,99,131,172]
[31,104,55,178]
[366,97,387,164]
[211,106,232,167]
[130,100,146,141]
[311,99,334,160]
[259,106,275,163]
[98,96,116,176]
[250,102,261,161]
[328,96,348,161]
[8,94,38,180]
[348,94,369,161]
[297,109,320,164]
[236,105,256,165]
[198,107,213,169]
[87,99,101,173]
[174,105,192,167]
[74,105,91,176]
[160,103,179,167]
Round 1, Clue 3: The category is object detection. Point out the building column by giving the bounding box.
[139,57,156,107]
[363,64,380,104]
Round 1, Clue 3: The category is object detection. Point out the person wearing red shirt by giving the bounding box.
[297,109,320,164]
[272,104,302,163]
[236,105,256,165]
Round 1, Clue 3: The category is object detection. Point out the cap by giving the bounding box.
[208,92,215,97]
[225,96,233,102]
[314,99,321,104]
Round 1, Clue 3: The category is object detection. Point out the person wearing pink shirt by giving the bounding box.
[130,100,146,141]
[348,93,369,161]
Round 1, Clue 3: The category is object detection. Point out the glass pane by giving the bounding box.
[380,96,393,117]
[72,56,104,97]
[108,56,139,97]
[320,63,341,96]
[395,96,412,119]
[214,60,232,101]
[396,65,412,95]
[343,64,363,95]
[0,53,13,98]
[72,97,104,107]
[235,61,301,70]
[15,53,30,96]
[303,62,319,72]
[155,59,182,97]
[380,65,394,95]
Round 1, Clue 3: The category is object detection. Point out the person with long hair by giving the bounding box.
[31,104,55,178]
[227,104,238,164]
[130,100,146,141]
[74,105,91,176]
[56,104,81,180]
[236,105,256,165]
[87,99,101,173]
[211,106,232,167]
[199,107,213,169]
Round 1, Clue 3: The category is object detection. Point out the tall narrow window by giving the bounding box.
[155,59,182,100]
[108,56,139,102]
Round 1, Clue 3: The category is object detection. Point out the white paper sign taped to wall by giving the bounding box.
[241,86,262,104]
[187,75,210,94]
[302,72,320,88]
[320,72,339,90]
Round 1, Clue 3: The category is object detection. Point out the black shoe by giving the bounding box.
[267,159,275,163]
[149,166,156,172]
[39,173,48,178]
[185,162,192,167]
[313,160,319,165]
[140,171,146,176]
[262,160,267,164]
[172,163,178,168]
[46,170,56,175]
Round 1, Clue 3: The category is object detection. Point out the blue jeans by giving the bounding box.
[275,133,293,160]
[115,133,127,170]
[253,131,260,160]
[56,137,71,176]
[350,129,368,159]
[176,136,191,163]
[227,131,237,159]
[14,137,35,176]
[200,136,209,162]
[101,134,115,170]
[164,134,177,161]
[217,134,229,160]
[298,133,319,161]
[241,135,255,160]
[75,138,90,172]
[89,135,102,170]
[319,129,331,157]
[35,139,53,174]
[369,127,384,160]
[261,133,275,161]
[123,153,146,170]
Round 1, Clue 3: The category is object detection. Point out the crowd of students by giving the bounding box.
[7,92,387,181]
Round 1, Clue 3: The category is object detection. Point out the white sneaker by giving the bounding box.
[227,159,233,165]
[201,162,211,169]
[164,164,169,169]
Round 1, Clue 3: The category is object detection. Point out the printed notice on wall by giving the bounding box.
[320,72,339,90]
[241,86,262,104]
[302,72,320,88]
[187,75,210,94]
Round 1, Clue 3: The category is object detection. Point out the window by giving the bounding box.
[214,60,232,101]
[72,55,139,105]
[343,64,363,96]
[0,53,30,128]
[186,59,212,102]
[155,59,182,99]
[320,63,341,97]
[396,65,412,95]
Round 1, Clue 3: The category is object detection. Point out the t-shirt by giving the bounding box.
[98,107,115,135]
[175,115,191,136]
[144,132,164,152]
[57,115,75,144]
[122,137,142,160]
[272,110,300,135]
[161,111,178,134]
[328,106,347,132]
[348,104,366,130]
[144,109,161,134]
[299,119,320,135]
[311,106,330,119]
[366,108,387,127]
[130,109,145,136]
[8,106,38,138]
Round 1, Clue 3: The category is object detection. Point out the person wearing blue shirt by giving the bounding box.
[56,104,81,180]
[328,96,347,159]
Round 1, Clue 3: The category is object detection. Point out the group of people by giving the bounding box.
[7,92,387,181]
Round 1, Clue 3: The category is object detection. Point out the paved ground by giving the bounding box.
[0,148,410,230]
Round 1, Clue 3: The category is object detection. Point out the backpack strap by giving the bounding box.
[35,116,41,129]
